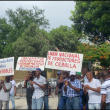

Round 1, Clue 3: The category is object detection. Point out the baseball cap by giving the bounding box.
[36,68,41,72]
[70,71,76,76]
[76,72,81,75]
[57,71,61,75]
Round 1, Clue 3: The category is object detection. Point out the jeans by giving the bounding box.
[106,105,110,109]
[8,92,15,109]
[32,97,43,109]
[26,97,32,109]
[58,92,61,108]
[80,90,83,110]
[44,95,49,110]
[66,97,81,109]
[0,100,9,109]
[59,96,67,109]
[88,103,101,110]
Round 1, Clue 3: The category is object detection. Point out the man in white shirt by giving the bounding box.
[84,71,101,110]
[0,76,12,109]
[30,68,46,109]
[101,70,110,109]
[8,75,17,109]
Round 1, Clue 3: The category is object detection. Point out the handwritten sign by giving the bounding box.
[45,51,83,72]
[16,57,46,71]
[0,57,14,76]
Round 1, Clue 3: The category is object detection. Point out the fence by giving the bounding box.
[15,78,57,97]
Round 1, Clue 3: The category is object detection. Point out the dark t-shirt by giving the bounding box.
[26,79,34,98]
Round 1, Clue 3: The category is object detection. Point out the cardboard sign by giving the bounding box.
[0,57,14,76]
[16,57,46,71]
[45,51,83,72]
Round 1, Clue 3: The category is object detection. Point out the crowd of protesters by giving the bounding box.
[0,67,110,109]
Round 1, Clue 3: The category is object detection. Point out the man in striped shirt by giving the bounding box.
[64,71,81,109]
[101,70,110,109]
[30,68,46,109]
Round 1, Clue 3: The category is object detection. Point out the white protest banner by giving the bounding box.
[45,51,83,72]
[16,57,46,71]
[0,57,14,76]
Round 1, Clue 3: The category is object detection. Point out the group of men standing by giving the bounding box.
[55,68,110,110]
[0,67,110,110]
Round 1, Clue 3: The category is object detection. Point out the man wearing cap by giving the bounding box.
[30,68,46,109]
[55,71,62,109]
[64,71,81,109]
[24,71,34,109]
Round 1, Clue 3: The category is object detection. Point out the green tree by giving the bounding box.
[6,6,49,42]
[78,42,110,67]
[70,1,110,44]
[13,23,51,58]
[49,25,79,52]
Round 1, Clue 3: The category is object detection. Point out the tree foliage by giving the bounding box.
[78,42,110,67]
[13,23,51,58]
[49,25,79,52]
[70,1,110,44]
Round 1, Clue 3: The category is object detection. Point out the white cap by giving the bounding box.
[70,71,76,76]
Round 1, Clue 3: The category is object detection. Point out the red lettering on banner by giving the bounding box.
[73,64,76,68]
[0,68,13,74]
[48,51,58,56]
[48,61,53,66]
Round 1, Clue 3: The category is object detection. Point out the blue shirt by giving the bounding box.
[67,79,81,97]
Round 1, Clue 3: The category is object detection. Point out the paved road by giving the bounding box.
[9,96,58,109]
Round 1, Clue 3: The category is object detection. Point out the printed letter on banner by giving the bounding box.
[16,57,46,71]
[45,51,83,72]
[0,57,14,76]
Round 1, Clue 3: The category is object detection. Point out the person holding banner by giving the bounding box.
[0,76,12,109]
[24,71,34,109]
[30,68,46,109]
[64,71,81,110]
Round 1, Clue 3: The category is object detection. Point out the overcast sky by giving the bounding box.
[0,1,76,31]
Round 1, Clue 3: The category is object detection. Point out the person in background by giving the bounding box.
[101,70,110,109]
[76,72,83,110]
[0,76,12,109]
[96,72,104,84]
[55,71,62,109]
[58,71,69,109]
[32,71,36,79]
[41,71,51,110]
[30,68,46,109]
[92,71,96,79]
[8,75,17,109]
[64,71,81,109]
[84,71,101,110]
[24,71,34,109]
[82,68,89,110]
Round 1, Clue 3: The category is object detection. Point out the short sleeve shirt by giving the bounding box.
[0,82,12,101]
[85,78,101,103]
[32,75,46,99]
[67,79,82,97]
[101,78,110,103]
[26,78,34,98]
[10,80,16,93]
